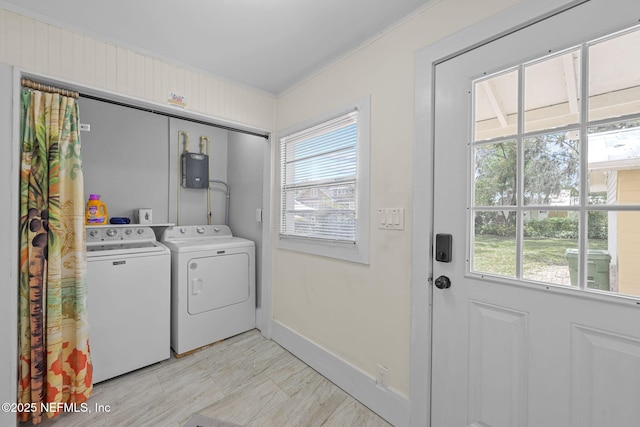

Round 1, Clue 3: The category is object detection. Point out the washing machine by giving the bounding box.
[86,226,171,383]
[160,225,256,356]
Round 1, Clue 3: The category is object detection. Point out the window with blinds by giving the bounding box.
[280,111,359,243]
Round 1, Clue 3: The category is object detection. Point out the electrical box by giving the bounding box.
[181,152,209,188]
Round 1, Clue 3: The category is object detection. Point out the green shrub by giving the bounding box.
[477,214,608,240]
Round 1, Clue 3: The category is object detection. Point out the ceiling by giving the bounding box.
[0,0,431,94]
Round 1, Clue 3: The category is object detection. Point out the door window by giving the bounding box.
[471,25,640,297]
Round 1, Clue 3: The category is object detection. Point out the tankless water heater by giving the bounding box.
[181,152,209,188]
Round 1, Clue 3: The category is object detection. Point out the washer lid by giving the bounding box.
[86,225,166,257]
[86,241,168,257]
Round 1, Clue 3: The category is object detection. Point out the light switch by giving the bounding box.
[377,208,405,230]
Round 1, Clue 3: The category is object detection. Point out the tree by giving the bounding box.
[475,132,580,212]
[523,132,579,205]
[474,140,518,226]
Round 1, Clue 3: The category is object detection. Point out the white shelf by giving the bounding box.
[85,223,174,229]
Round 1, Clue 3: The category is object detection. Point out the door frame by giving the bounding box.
[410,0,587,425]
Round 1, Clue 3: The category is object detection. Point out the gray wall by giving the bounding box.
[78,99,232,227]
[227,132,265,307]
[0,64,17,427]
[78,97,170,223]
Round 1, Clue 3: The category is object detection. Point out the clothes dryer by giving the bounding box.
[160,225,255,356]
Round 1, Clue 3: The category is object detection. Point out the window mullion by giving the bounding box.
[516,64,525,280]
[578,42,590,290]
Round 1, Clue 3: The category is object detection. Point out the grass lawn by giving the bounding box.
[473,234,608,277]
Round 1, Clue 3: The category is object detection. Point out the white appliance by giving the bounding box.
[160,225,255,356]
[86,226,171,383]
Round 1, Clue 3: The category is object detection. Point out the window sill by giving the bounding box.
[277,235,369,264]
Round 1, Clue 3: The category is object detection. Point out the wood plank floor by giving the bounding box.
[36,329,392,427]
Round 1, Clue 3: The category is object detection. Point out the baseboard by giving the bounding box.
[270,320,410,427]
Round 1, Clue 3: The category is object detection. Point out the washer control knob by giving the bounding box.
[179,227,187,234]
[89,230,99,238]
[106,228,117,237]
[196,227,205,234]
[125,229,133,235]
[137,228,145,234]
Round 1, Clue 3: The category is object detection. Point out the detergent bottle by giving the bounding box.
[86,194,108,225]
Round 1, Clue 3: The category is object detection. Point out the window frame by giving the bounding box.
[468,25,640,296]
[276,96,370,264]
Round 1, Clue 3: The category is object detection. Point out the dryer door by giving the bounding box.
[187,253,250,314]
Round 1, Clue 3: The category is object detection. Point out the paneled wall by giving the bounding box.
[0,8,275,130]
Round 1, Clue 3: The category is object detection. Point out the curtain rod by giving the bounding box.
[21,78,79,99]
[79,93,269,140]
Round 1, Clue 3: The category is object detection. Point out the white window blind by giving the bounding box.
[280,110,359,243]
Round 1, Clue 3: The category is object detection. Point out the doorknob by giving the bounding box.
[434,275,451,289]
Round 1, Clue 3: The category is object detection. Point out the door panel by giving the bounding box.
[467,300,528,427]
[432,1,640,426]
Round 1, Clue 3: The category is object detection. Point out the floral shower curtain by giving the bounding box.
[18,86,92,424]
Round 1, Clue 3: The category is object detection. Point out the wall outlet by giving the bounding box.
[376,364,389,389]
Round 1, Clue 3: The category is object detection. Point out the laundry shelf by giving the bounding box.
[85,223,174,229]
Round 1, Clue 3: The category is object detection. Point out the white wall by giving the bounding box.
[272,0,521,405]
[0,62,17,427]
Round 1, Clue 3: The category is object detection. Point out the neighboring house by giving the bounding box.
[590,127,640,296]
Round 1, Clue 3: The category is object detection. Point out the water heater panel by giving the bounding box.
[181,153,209,188]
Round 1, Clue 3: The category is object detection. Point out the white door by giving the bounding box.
[432,1,640,426]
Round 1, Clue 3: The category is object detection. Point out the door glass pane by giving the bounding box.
[588,27,640,122]
[524,49,581,133]
[523,210,578,285]
[524,131,580,206]
[469,23,640,298]
[474,140,517,206]
[588,119,640,205]
[474,70,518,141]
[473,210,517,277]
[588,210,640,297]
